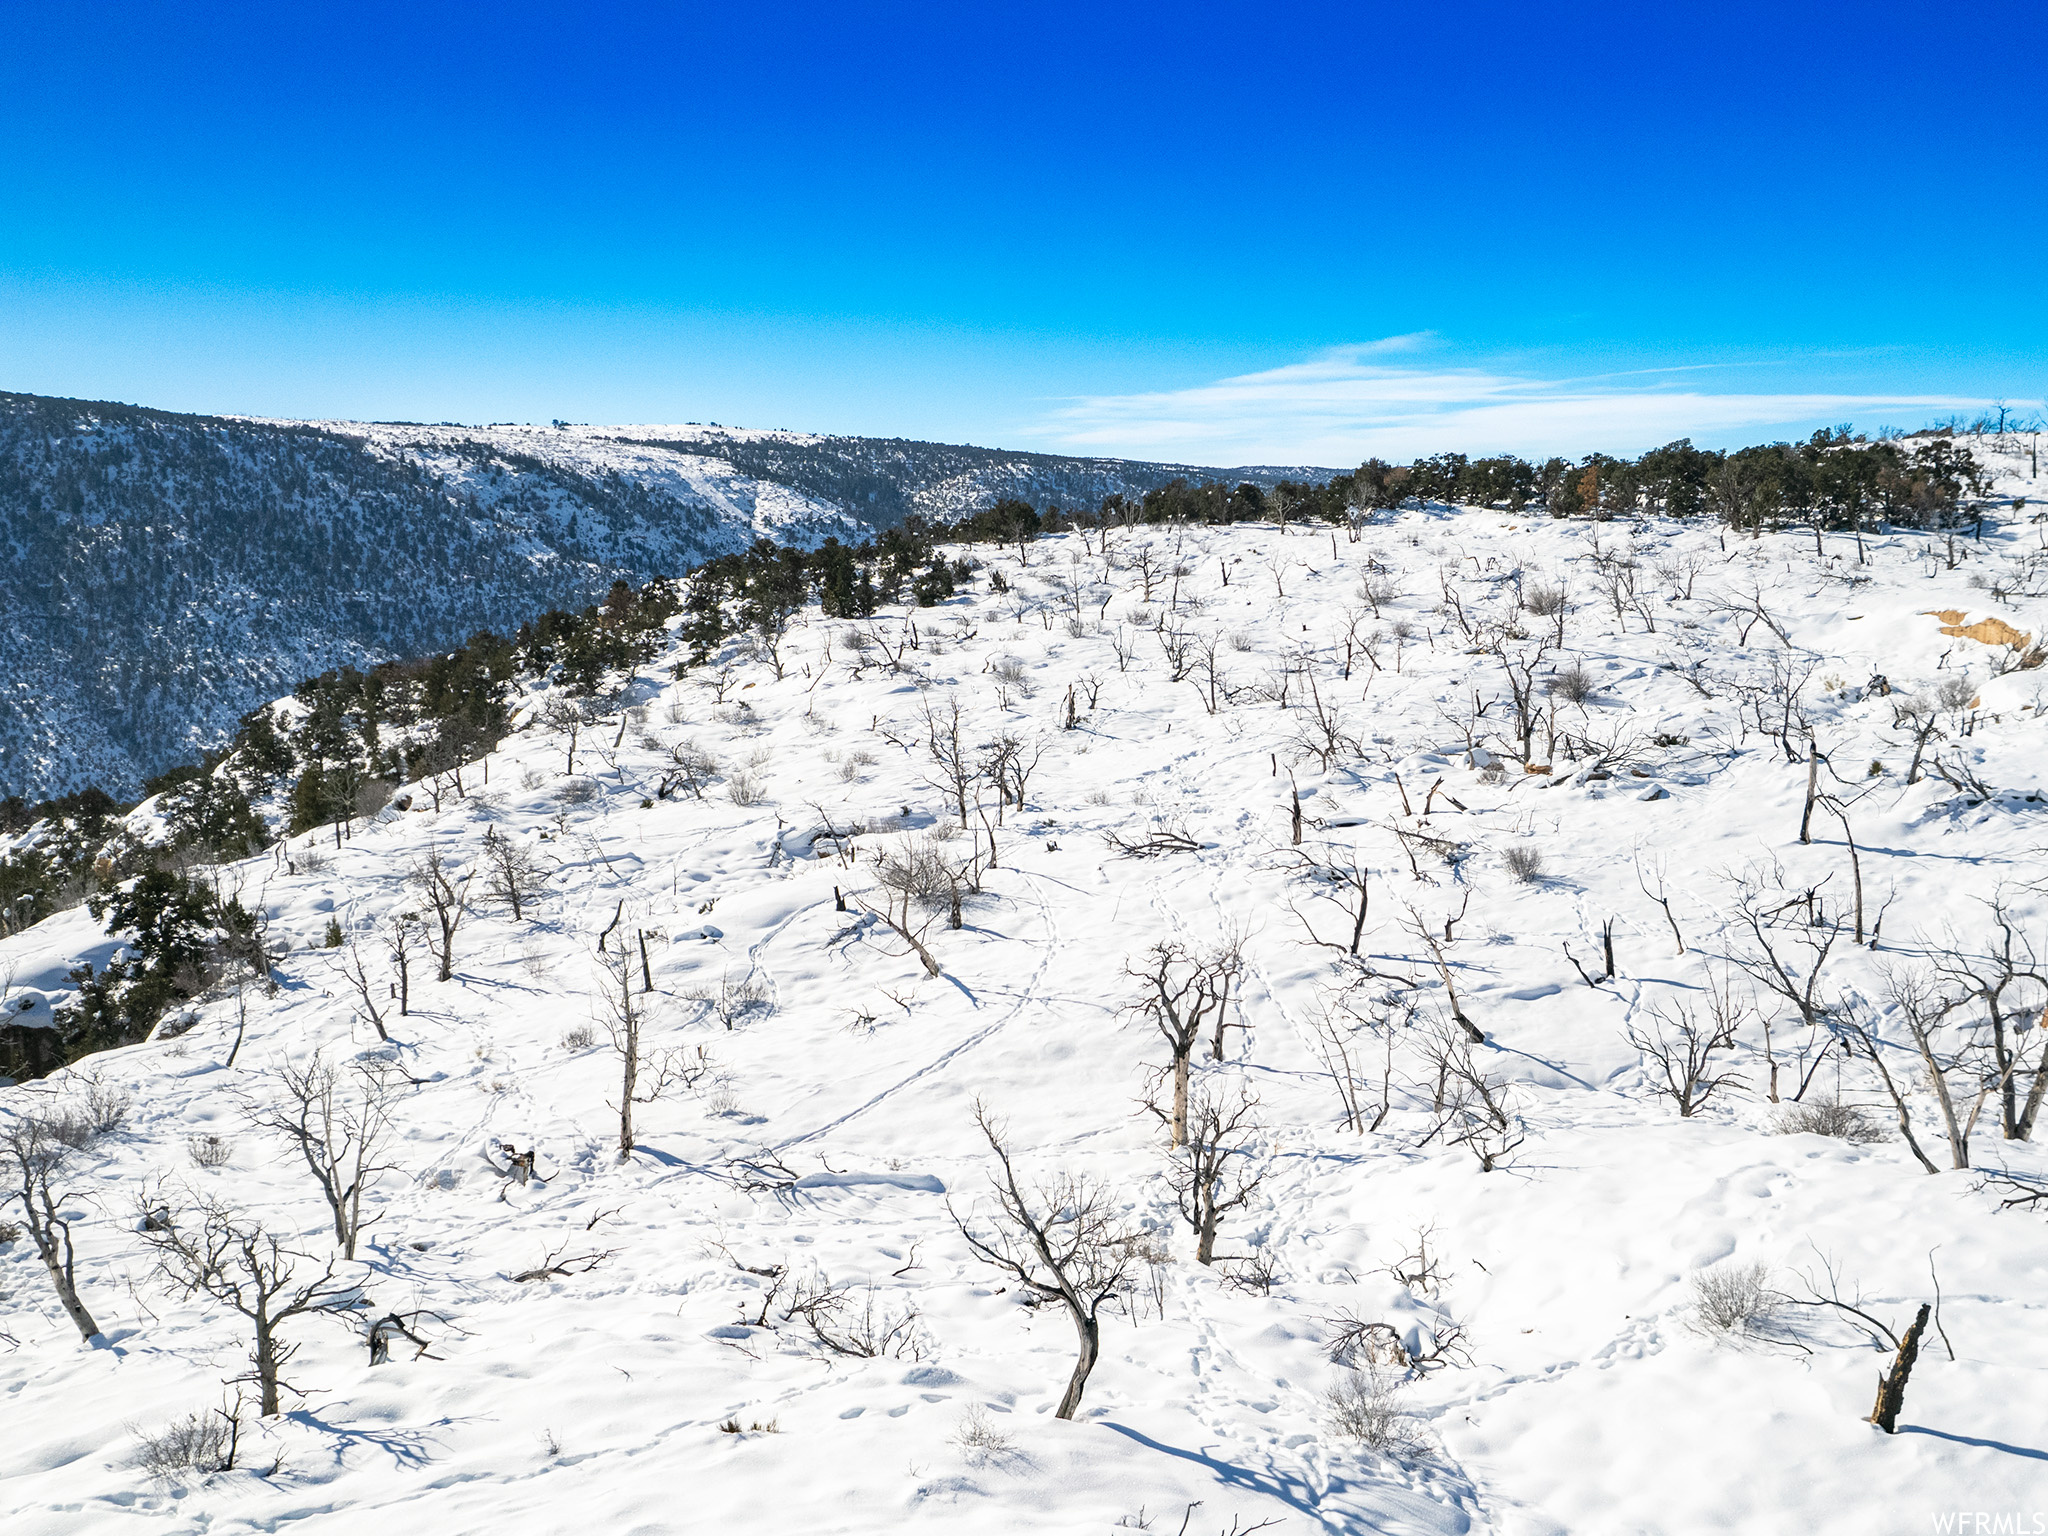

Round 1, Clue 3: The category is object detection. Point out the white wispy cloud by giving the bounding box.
[1033,343,2006,468]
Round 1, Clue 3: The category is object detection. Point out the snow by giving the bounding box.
[4,445,2048,1533]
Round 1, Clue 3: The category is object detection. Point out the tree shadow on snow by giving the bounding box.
[286,1408,477,1473]
[1099,1421,1327,1523]
[1897,1425,2048,1462]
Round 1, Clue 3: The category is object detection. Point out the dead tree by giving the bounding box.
[1625,979,1750,1117]
[139,1190,358,1416]
[1494,642,1550,763]
[1811,797,1867,944]
[1876,968,1978,1171]
[1166,1082,1265,1264]
[1191,633,1228,714]
[1416,1015,1521,1170]
[1285,844,1372,957]
[409,851,471,983]
[1293,668,1360,771]
[1869,1304,1932,1433]
[1888,697,1946,786]
[1928,895,2048,1141]
[919,695,979,821]
[1308,986,1404,1133]
[598,942,708,1161]
[1404,906,1485,1044]
[951,1105,1136,1420]
[1127,541,1163,601]
[1,1115,102,1341]
[1126,939,1243,1146]
[366,1310,442,1366]
[538,695,593,776]
[385,914,417,1016]
[243,1055,402,1259]
[1835,968,1978,1174]
[1105,822,1203,859]
[985,735,1048,817]
[480,827,550,921]
[510,1240,620,1283]
[1156,626,1199,683]
[1798,740,1821,843]
[657,739,719,800]
[1726,881,1841,1097]
[861,836,949,975]
[1635,853,1686,955]
[328,940,389,1042]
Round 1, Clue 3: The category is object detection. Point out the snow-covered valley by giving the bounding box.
[5,461,2048,1535]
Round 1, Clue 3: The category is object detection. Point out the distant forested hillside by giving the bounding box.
[0,393,1324,799]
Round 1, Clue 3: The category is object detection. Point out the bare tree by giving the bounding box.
[951,1105,1136,1419]
[1191,631,1229,714]
[1635,853,1687,956]
[1625,977,1750,1117]
[1493,642,1551,762]
[1878,967,1981,1171]
[860,835,950,976]
[480,827,550,921]
[1403,905,1486,1044]
[984,734,1049,818]
[598,942,708,1161]
[409,851,471,983]
[1416,1015,1522,1170]
[1726,878,1841,1096]
[243,1055,403,1259]
[539,695,594,776]
[1293,668,1360,771]
[1166,1081,1265,1264]
[657,739,720,801]
[1286,843,1373,957]
[385,914,418,1017]
[1888,695,1946,786]
[1927,895,2048,1141]
[1,1115,102,1341]
[917,695,980,822]
[1157,627,1198,683]
[1308,986,1402,1133]
[1127,541,1164,601]
[327,940,389,1042]
[139,1190,358,1416]
[1126,939,1243,1146]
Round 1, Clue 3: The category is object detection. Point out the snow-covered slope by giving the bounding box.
[0,391,1327,801]
[4,461,2048,1534]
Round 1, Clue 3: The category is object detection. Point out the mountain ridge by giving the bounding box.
[0,389,1329,801]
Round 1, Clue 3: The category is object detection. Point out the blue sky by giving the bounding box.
[3,1,2043,466]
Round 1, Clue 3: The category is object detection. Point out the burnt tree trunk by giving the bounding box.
[1868,1303,1930,1434]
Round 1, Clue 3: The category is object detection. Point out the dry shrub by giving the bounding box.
[1548,663,1599,705]
[692,974,773,1030]
[1688,1261,1778,1336]
[950,1404,1018,1465]
[132,1404,238,1480]
[1771,1098,1885,1143]
[1323,1365,1423,1457]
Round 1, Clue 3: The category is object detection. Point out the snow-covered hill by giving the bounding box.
[3,453,2048,1534]
[0,392,1325,801]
